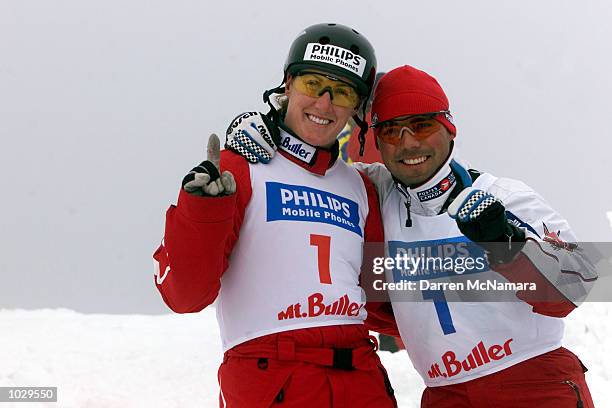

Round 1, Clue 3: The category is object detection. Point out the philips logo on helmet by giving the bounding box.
[303,43,366,78]
[266,182,362,236]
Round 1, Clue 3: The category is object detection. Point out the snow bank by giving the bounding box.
[1,305,609,407]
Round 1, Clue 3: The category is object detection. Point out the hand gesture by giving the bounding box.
[447,187,510,242]
[182,134,236,196]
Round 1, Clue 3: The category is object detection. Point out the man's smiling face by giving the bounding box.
[377,115,455,187]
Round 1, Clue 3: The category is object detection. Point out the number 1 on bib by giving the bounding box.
[310,234,332,284]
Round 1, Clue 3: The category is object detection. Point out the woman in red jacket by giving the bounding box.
[154,23,397,407]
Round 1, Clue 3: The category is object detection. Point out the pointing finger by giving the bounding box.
[207,133,221,171]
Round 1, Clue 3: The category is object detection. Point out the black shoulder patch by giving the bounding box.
[468,169,482,182]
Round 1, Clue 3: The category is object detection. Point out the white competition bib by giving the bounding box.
[217,154,370,351]
[382,174,564,386]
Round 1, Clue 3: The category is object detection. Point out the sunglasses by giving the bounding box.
[291,72,362,109]
[372,112,447,145]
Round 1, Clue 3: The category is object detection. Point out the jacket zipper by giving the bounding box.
[562,380,584,408]
[395,183,412,227]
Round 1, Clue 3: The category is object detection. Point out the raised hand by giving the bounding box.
[448,187,509,242]
[448,187,525,263]
[182,134,236,196]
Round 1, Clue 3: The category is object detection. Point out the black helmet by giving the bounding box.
[263,23,377,156]
[283,23,377,98]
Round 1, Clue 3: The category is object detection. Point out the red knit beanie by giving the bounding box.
[371,65,456,135]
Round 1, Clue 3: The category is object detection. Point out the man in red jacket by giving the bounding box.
[153,23,396,407]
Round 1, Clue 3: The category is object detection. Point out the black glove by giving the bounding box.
[448,187,525,264]
[182,134,236,196]
[225,112,280,164]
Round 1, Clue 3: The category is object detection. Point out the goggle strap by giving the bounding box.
[262,80,286,125]
[353,102,369,156]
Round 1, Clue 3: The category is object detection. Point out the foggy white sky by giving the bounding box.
[1,0,611,312]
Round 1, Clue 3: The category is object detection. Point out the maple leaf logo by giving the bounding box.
[542,223,578,251]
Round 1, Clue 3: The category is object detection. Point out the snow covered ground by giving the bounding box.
[1,304,610,408]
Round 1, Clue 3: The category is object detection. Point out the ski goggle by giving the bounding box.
[372,112,447,145]
[291,72,362,109]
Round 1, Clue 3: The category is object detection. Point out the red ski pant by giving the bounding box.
[217,325,397,408]
[421,347,594,408]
